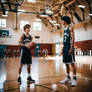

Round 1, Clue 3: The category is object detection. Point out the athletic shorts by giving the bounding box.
[63,45,75,64]
[20,47,32,65]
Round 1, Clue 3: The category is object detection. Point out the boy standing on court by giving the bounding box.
[60,16,77,86]
[18,24,35,83]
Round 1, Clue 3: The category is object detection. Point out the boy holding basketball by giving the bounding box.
[18,24,35,83]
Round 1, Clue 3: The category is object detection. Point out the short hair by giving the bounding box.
[23,24,31,31]
[61,16,71,24]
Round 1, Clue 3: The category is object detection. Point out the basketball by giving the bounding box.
[29,42,36,50]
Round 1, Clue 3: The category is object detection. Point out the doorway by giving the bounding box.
[56,43,60,56]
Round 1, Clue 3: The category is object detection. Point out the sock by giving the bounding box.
[73,75,77,80]
[18,74,21,77]
[66,74,71,79]
[28,73,31,77]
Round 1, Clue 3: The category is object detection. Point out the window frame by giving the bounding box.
[20,20,29,29]
[33,22,41,31]
[0,18,6,28]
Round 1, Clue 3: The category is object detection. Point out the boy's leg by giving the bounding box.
[27,64,35,82]
[71,63,76,76]
[66,64,70,75]
[71,63,77,86]
[27,64,31,76]
[18,64,23,83]
[19,64,23,75]
[60,64,71,84]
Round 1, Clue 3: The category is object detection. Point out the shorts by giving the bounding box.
[63,45,75,64]
[20,47,32,65]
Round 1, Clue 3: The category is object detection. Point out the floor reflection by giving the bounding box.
[0,59,6,89]
[0,56,92,92]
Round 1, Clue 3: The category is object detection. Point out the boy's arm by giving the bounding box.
[18,35,25,47]
[60,44,64,55]
[69,26,75,54]
[31,36,33,41]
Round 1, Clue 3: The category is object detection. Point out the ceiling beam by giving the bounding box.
[69,11,75,24]
[0,8,49,15]
[65,0,76,7]
[55,16,61,30]
[74,12,82,22]
[47,16,54,27]
[20,0,24,5]
[37,15,52,27]
[41,18,48,26]
[52,13,59,17]
[85,0,92,20]
[85,0,92,13]
[66,3,83,23]
[55,0,68,6]
[53,9,60,16]
[7,0,12,10]
[0,2,6,15]
[37,15,54,32]
[0,1,20,6]
[19,4,45,9]
[52,0,76,17]
[37,15,48,26]
[76,0,84,12]
[52,0,83,23]
[76,0,85,21]
[52,5,60,11]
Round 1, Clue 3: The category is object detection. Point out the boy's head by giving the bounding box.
[23,24,31,32]
[61,16,71,25]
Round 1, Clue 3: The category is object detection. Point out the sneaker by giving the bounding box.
[60,77,71,84]
[18,77,21,83]
[27,76,35,83]
[71,79,77,86]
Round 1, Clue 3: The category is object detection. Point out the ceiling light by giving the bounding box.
[54,23,59,26]
[78,5,86,8]
[2,11,8,17]
[18,9,26,12]
[2,15,8,17]
[89,14,92,16]
[40,15,48,17]
[46,10,53,15]
[27,0,36,3]
[1,0,5,3]
[50,20,56,23]
[2,15,7,17]
[35,18,41,21]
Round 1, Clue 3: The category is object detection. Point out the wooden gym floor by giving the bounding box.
[0,56,92,92]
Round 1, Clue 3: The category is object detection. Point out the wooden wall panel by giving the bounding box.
[75,40,92,51]
[6,45,21,57]
[6,43,52,57]
[5,40,92,57]
[40,44,52,55]
[51,44,56,55]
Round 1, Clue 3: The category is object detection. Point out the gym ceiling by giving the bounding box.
[0,0,92,29]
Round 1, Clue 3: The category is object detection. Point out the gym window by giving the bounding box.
[33,22,41,31]
[0,19,6,27]
[20,21,29,29]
